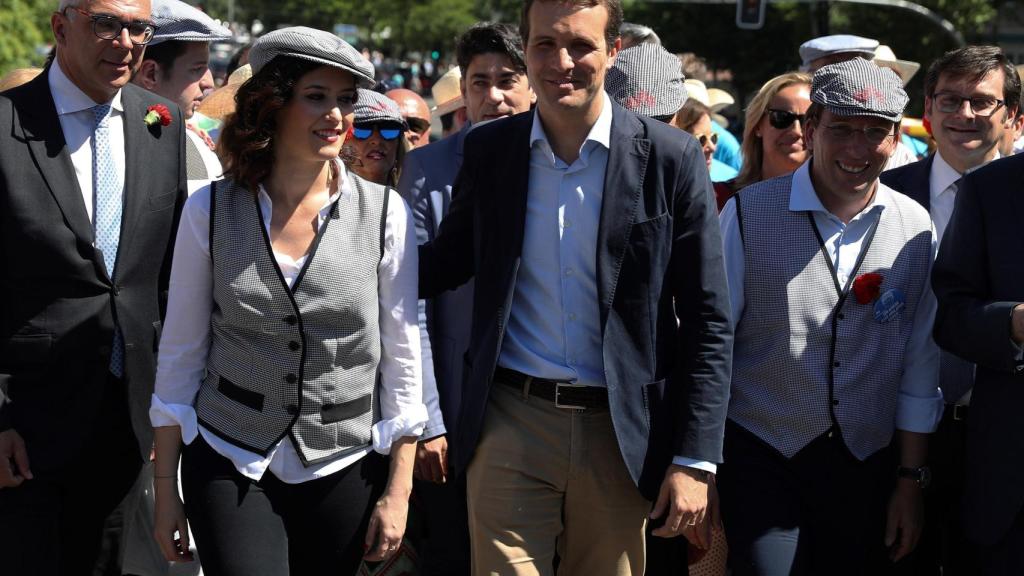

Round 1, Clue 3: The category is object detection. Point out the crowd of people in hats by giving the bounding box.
[2,1,1024,576]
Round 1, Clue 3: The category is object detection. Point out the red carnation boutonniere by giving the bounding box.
[144,104,172,128]
[852,272,884,305]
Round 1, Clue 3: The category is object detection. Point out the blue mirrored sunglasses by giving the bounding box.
[352,126,402,141]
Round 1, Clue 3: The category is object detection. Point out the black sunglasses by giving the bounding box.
[767,109,806,130]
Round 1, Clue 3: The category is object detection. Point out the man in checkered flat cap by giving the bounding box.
[717,57,942,575]
[131,0,230,194]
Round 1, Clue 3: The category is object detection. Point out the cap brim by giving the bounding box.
[268,52,376,88]
[826,105,902,123]
[431,96,465,117]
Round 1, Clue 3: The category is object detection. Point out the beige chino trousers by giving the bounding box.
[467,381,652,576]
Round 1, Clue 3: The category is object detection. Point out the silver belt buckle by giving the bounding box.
[554,382,587,410]
[953,404,968,421]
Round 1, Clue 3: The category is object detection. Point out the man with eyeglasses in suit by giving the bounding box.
[0,0,186,574]
[718,58,943,575]
[881,45,1022,576]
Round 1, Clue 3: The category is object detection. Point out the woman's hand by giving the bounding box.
[153,477,194,562]
[363,488,410,561]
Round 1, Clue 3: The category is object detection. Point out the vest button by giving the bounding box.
[833,361,841,367]
[289,341,300,351]
[832,400,840,406]
[284,315,297,325]
[286,404,299,415]
[837,313,845,320]
[285,373,297,384]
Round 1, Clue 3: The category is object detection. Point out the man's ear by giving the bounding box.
[134,60,160,90]
[51,12,68,47]
[924,96,933,122]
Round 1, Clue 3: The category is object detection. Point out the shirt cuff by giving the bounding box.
[672,456,718,475]
[895,391,944,433]
[149,393,200,444]
[371,403,429,455]
[421,421,447,440]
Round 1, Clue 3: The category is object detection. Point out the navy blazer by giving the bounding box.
[419,103,734,500]
[398,124,472,437]
[932,153,1024,545]
[880,154,934,211]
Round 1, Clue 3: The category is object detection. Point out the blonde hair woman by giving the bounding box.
[733,72,813,191]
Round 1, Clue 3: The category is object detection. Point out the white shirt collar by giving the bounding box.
[929,150,962,202]
[49,59,124,116]
[789,159,890,219]
[529,91,613,158]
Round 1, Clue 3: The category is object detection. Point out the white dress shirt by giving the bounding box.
[928,151,962,246]
[150,162,429,483]
[184,122,223,196]
[721,162,944,434]
[49,60,127,222]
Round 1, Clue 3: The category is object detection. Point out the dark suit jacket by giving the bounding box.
[398,124,471,438]
[932,153,1024,545]
[0,70,187,473]
[880,153,934,210]
[419,103,734,500]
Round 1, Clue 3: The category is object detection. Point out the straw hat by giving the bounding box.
[197,64,252,121]
[872,45,921,86]
[431,67,465,117]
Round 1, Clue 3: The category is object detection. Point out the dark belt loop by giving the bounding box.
[522,375,532,400]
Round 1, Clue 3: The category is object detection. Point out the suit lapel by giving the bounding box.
[596,105,648,327]
[17,72,95,247]
[118,85,147,255]
[496,113,532,267]
[907,154,934,211]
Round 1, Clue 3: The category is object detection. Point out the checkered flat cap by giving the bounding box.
[249,27,375,87]
[799,34,878,68]
[354,89,408,129]
[605,43,686,118]
[149,0,231,45]
[811,58,908,122]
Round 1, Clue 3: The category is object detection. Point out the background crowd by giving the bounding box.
[2,1,1024,576]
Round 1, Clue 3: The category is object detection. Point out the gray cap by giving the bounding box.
[354,89,408,129]
[799,34,879,68]
[811,58,908,122]
[149,0,231,45]
[249,26,375,87]
[605,43,686,118]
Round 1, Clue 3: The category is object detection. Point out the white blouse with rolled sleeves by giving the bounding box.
[150,161,429,483]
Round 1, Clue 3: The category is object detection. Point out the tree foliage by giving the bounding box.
[0,0,52,77]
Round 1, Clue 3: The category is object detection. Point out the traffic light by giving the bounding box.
[736,0,766,30]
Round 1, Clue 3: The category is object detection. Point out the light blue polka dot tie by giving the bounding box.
[92,104,124,377]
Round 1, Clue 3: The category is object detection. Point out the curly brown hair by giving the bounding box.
[218,57,324,192]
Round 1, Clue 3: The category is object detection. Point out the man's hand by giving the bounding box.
[649,464,718,549]
[414,435,448,484]
[0,428,32,489]
[1012,304,1024,345]
[885,479,924,562]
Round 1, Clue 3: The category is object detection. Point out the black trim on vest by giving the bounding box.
[197,415,275,457]
[290,198,341,294]
[217,376,265,412]
[380,183,390,261]
[807,209,883,435]
[209,180,217,266]
[321,394,373,424]
[734,190,745,246]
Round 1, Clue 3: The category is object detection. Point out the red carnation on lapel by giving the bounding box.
[852,273,884,304]
[144,104,172,127]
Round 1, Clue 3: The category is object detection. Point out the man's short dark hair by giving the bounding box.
[143,40,190,75]
[924,45,1021,115]
[456,22,526,75]
[520,0,623,51]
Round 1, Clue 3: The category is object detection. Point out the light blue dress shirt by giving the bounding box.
[720,161,944,434]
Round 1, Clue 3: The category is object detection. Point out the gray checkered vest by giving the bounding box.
[195,174,387,465]
[729,174,933,460]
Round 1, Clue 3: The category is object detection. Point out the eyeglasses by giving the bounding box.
[931,91,1005,117]
[64,6,158,45]
[767,109,807,129]
[352,125,403,141]
[406,117,431,134]
[694,132,718,147]
[824,124,895,146]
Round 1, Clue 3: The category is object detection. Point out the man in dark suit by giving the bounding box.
[0,0,186,574]
[398,21,535,576]
[881,45,1021,576]
[932,151,1024,575]
[418,1,732,574]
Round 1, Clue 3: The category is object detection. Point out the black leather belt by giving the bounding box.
[493,367,608,410]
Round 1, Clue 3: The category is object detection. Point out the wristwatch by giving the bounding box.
[896,465,932,489]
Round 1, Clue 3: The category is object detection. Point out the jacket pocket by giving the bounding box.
[217,376,265,412]
[0,333,53,369]
[321,394,373,424]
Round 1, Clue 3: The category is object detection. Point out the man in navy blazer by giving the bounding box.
[418,1,732,573]
[398,21,535,576]
[932,152,1024,575]
[881,45,1020,575]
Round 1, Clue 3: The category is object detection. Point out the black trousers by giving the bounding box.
[718,421,894,576]
[181,436,386,576]
[414,474,471,576]
[0,372,145,576]
[979,508,1024,575]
